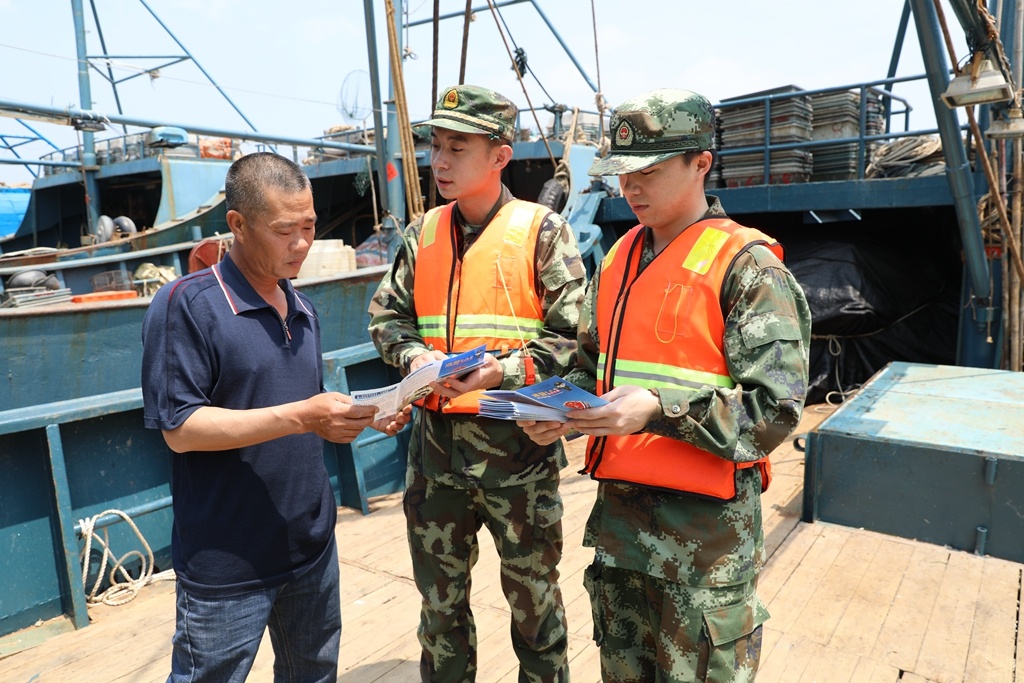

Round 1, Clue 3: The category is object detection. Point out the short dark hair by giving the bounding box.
[224,152,311,219]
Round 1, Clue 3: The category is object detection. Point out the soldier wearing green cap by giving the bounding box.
[368,84,585,681]
[520,88,812,681]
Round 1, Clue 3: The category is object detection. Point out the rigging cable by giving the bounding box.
[590,0,610,156]
[483,0,556,169]
[384,0,425,222]
[427,0,440,211]
[459,0,472,85]
[491,5,556,105]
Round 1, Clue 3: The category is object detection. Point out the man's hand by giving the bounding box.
[303,392,379,443]
[373,404,413,436]
[564,385,660,436]
[430,353,503,399]
[517,419,573,446]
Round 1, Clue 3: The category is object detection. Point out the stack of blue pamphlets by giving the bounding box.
[479,376,606,422]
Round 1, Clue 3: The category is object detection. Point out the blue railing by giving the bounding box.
[713,73,965,184]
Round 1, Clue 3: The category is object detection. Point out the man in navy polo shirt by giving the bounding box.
[142,152,408,683]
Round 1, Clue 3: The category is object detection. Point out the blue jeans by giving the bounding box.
[167,537,341,683]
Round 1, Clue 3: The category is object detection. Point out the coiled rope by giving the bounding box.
[79,509,175,607]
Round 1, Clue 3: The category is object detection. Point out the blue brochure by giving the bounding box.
[479,376,607,422]
[352,345,487,419]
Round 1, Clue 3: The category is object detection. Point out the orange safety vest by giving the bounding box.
[412,199,548,413]
[583,218,784,500]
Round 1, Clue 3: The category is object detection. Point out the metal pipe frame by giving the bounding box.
[909,0,992,305]
[0,97,376,154]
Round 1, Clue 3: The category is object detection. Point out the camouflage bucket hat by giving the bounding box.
[589,88,716,176]
[423,85,518,142]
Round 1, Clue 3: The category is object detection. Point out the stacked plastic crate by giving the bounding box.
[706,108,724,189]
[809,90,885,181]
[718,87,813,187]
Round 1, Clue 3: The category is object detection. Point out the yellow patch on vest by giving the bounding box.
[502,206,535,247]
[682,227,730,274]
[602,235,626,270]
[421,211,439,248]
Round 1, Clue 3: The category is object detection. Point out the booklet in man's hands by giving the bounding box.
[478,376,606,422]
[350,345,487,420]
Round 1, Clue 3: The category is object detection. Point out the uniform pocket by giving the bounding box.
[582,561,606,646]
[737,313,803,349]
[655,283,694,342]
[529,489,564,582]
[699,591,770,681]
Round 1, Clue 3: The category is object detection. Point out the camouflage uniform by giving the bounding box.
[572,89,812,682]
[368,85,587,683]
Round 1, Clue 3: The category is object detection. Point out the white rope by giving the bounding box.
[79,509,175,607]
[496,257,533,363]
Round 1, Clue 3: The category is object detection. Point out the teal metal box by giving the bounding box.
[802,362,1024,563]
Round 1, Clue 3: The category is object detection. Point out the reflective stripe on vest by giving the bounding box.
[596,353,736,392]
[584,218,783,500]
[412,199,547,413]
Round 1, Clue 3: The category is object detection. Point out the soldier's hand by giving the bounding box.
[304,392,379,443]
[517,419,572,446]
[373,404,413,436]
[565,385,660,436]
[409,349,449,373]
[430,353,503,399]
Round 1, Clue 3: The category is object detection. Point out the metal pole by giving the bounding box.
[526,0,598,92]
[0,98,376,154]
[910,0,992,308]
[136,0,260,133]
[71,0,101,233]
[385,1,406,225]
[363,0,391,214]
[885,1,913,134]
[1012,0,1023,370]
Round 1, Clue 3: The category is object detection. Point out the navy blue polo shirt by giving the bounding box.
[141,253,335,597]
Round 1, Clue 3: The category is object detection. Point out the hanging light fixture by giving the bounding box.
[941,56,1015,108]
[986,107,1024,139]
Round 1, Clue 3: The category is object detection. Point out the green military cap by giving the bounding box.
[589,88,716,176]
[423,85,518,142]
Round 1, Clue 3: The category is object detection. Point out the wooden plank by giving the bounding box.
[8,402,1024,683]
[829,536,914,657]
[871,542,950,672]
[755,630,819,683]
[1019,569,1024,683]
[914,550,985,683]
[788,530,881,645]
[848,657,902,683]
[761,524,850,633]
[796,645,860,683]
[758,522,824,604]
[963,558,1020,683]
[900,674,939,683]
[758,625,784,665]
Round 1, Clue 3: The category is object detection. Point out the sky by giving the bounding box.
[0,0,970,185]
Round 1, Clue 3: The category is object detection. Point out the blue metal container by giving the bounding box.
[803,362,1024,562]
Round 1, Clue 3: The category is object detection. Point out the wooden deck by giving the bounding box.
[2,404,1022,682]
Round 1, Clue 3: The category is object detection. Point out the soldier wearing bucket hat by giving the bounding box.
[520,87,813,681]
[368,83,584,681]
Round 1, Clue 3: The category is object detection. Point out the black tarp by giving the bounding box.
[780,229,961,405]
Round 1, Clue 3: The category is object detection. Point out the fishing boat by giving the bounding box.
[1,0,1023,679]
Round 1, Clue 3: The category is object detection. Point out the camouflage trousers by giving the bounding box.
[583,563,768,683]
[404,470,570,683]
